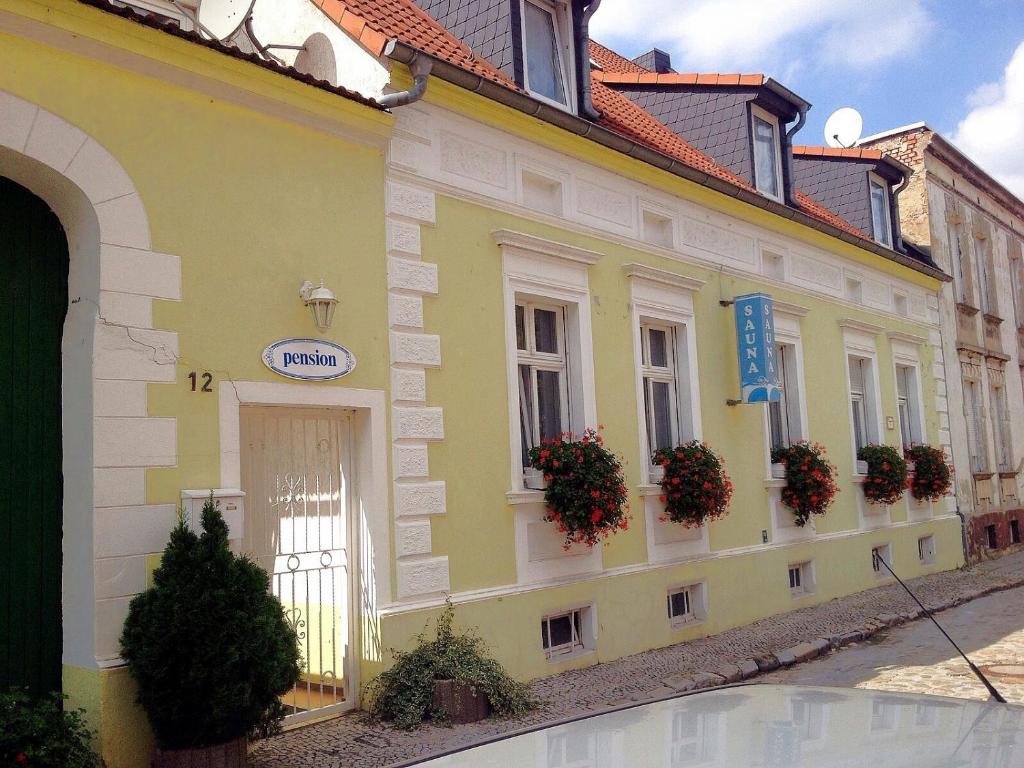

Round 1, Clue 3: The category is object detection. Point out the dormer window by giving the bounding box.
[869,175,893,247]
[522,0,573,109]
[751,106,783,201]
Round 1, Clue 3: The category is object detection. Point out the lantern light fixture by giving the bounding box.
[299,280,338,332]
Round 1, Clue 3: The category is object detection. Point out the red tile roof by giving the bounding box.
[594,70,767,87]
[311,1,890,251]
[793,145,884,160]
[588,40,649,74]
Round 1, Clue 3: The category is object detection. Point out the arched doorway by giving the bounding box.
[1,175,69,695]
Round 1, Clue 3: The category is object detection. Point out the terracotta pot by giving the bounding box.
[153,738,247,768]
[432,680,491,724]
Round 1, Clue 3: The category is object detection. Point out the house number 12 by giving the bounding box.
[188,371,213,392]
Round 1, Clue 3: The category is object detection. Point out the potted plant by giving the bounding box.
[905,444,952,502]
[857,444,907,506]
[771,442,840,527]
[368,601,533,730]
[653,441,733,527]
[120,498,302,768]
[528,428,630,549]
[1,691,98,768]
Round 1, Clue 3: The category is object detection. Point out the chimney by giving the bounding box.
[631,48,673,74]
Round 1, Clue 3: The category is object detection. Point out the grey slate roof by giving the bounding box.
[792,157,876,239]
[412,0,516,79]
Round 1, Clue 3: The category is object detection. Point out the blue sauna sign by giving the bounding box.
[734,293,781,403]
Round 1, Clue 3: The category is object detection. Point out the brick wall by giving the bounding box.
[967,508,1024,561]
[862,127,933,248]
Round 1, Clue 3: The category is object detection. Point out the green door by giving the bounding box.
[0,176,68,695]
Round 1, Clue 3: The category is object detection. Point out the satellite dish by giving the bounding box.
[824,107,864,149]
[197,0,256,41]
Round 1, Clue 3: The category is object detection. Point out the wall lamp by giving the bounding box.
[299,280,338,332]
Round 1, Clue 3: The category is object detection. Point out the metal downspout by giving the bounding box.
[956,503,972,566]
[578,0,602,121]
[379,44,433,108]
[891,172,911,253]
[783,104,807,208]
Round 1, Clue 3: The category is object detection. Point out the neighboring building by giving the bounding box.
[0,1,964,766]
[862,124,1024,560]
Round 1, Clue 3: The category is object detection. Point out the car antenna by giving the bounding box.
[873,551,1006,703]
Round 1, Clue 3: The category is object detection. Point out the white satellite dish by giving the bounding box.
[197,0,256,41]
[824,107,864,149]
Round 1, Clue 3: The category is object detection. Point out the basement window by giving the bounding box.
[667,583,707,626]
[788,561,814,597]
[541,606,592,660]
[872,543,893,577]
[986,524,998,549]
[918,535,935,565]
[1011,519,1021,545]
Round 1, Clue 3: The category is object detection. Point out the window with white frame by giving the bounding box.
[751,107,782,200]
[895,363,923,447]
[640,323,686,456]
[792,699,825,741]
[991,382,1013,473]
[541,606,591,659]
[964,378,990,474]
[848,355,879,452]
[788,561,814,596]
[544,729,595,768]
[974,233,994,315]
[670,711,721,764]
[949,221,966,303]
[769,343,802,450]
[869,176,893,247]
[521,0,572,108]
[667,582,706,625]
[517,301,570,468]
[871,700,898,732]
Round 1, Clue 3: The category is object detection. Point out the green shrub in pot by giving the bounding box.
[120,497,302,753]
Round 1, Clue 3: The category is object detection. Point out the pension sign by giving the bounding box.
[734,293,781,403]
[262,339,356,381]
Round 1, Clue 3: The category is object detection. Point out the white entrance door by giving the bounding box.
[240,406,356,720]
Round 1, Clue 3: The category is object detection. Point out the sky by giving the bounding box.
[589,0,1024,196]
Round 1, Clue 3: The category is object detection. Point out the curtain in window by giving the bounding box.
[752,117,779,198]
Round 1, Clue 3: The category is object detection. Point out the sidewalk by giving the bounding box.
[251,551,1024,768]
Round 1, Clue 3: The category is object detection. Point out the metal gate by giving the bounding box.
[240,406,356,721]
[0,177,68,696]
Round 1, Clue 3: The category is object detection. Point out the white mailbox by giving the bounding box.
[180,489,246,540]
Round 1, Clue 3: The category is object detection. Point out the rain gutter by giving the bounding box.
[385,40,950,283]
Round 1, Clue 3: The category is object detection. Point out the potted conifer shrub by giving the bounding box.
[120,498,302,768]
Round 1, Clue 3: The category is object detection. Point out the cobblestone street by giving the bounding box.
[251,552,1024,767]
[760,580,1024,703]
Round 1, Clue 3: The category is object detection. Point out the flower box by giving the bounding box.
[523,467,547,490]
[771,463,787,479]
[649,464,665,483]
[906,461,916,473]
[856,459,868,475]
[432,680,491,724]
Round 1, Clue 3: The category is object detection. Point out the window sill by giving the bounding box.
[956,302,980,316]
[999,470,1018,479]
[669,616,705,631]
[984,312,1004,325]
[544,647,595,664]
[638,483,663,497]
[973,471,995,481]
[764,478,787,489]
[506,489,546,505]
[790,590,815,600]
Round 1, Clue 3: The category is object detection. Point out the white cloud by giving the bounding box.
[589,0,932,75]
[951,40,1024,197]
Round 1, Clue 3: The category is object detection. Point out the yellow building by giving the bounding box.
[0,0,962,765]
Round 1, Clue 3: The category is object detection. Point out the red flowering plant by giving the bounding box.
[857,444,907,505]
[652,442,733,527]
[770,442,840,527]
[528,428,630,549]
[905,444,952,502]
